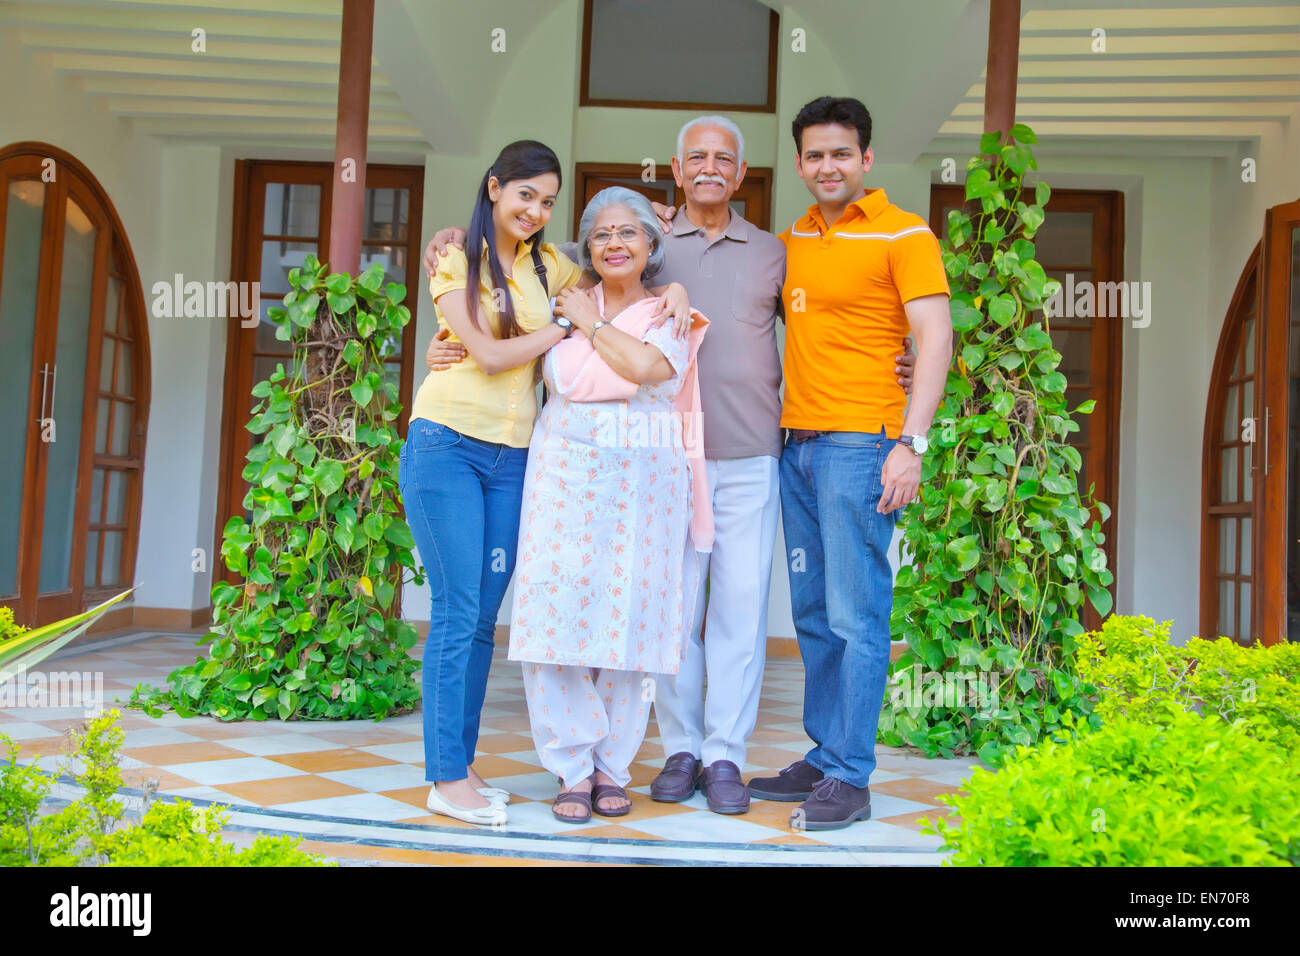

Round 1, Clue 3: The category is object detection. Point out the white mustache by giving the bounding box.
[693,174,728,186]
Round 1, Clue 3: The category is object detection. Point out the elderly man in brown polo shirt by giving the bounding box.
[421,116,914,816]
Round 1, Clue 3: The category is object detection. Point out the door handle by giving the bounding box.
[1263,406,1271,477]
[36,362,50,425]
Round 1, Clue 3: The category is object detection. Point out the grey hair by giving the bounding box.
[576,186,665,281]
[676,114,745,167]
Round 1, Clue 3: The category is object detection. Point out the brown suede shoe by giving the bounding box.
[792,777,871,831]
[700,760,750,814]
[650,751,702,802]
[746,759,824,801]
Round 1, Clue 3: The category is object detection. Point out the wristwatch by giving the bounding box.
[590,320,608,344]
[898,433,929,455]
[553,315,574,338]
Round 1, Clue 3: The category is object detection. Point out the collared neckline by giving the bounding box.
[671,204,748,242]
[805,188,890,234]
[477,235,543,271]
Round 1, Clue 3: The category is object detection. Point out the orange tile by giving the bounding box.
[121,768,199,791]
[580,823,666,840]
[121,741,247,765]
[872,778,965,806]
[466,754,545,779]
[270,748,399,773]
[380,786,440,810]
[296,840,378,861]
[470,733,535,755]
[394,812,485,830]
[753,833,822,845]
[215,775,366,806]
[739,799,801,830]
[742,746,807,771]
[170,722,283,739]
[13,737,71,759]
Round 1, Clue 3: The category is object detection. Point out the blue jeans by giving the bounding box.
[398,418,528,783]
[779,428,899,788]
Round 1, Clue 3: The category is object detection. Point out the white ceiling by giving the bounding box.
[2,0,1296,160]
[941,1,1300,149]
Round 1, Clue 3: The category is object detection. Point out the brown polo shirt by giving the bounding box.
[565,206,785,460]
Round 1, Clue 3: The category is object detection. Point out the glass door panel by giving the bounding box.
[38,198,98,594]
[0,178,46,598]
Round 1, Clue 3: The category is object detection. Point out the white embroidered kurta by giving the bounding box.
[508,317,699,674]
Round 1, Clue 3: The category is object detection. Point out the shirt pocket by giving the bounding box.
[731,265,775,328]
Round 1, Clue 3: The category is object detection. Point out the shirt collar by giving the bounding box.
[478,235,540,268]
[805,188,889,233]
[671,205,748,242]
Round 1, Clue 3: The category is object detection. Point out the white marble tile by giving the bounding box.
[627,809,787,843]
[320,763,429,792]
[158,757,307,786]
[0,720,67,741]
[495,750,545,767]
[500,800,609,834]
[274,792,427,822]
[219,734,347,756]
[356,740,425,763]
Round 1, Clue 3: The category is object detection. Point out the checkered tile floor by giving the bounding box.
[2,631,983,865]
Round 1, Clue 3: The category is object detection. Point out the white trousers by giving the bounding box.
[652,454,781,767]
[521,662,652,788]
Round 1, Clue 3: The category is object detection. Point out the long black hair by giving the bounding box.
[464,140,562,339]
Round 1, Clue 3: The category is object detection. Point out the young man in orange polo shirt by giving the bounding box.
[747,96,953,830]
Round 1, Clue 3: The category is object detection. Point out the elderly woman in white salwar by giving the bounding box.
[507,187,712,823]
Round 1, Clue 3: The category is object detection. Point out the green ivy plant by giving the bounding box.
[881,124,1114,765]
[133,255,423,721]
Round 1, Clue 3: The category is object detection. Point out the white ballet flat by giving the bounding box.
[477,787,510,805]
[426,785,508,827]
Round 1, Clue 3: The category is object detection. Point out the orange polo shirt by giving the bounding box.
[779,188,949,437]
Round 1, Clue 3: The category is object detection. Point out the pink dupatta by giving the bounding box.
[547,285,713,552]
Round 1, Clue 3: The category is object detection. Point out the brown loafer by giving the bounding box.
[650,751,702,802]
[700,759,750,814]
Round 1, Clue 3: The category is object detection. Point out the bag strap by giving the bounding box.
[530,242,548,296]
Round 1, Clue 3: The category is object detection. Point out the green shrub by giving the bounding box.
[926,614,1300,865]
[1078,614,1300,749]
[927,707,1300,866]
[0,709,328,867]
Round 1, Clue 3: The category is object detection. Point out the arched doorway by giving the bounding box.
[1201,198,1300,646]
[0,143,150,627]
[1201,246,1260,644]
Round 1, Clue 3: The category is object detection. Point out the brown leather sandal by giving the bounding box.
[552,788,593,824]
[591,782,632,817]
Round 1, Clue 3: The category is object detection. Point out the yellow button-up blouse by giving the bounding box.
[409,239,584,448]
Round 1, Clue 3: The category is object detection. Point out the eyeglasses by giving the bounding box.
[589,226,643,246]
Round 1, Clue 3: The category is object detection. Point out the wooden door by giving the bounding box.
[0,145,149,627]
[1206,200,1300,645]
